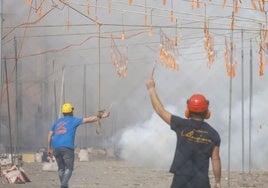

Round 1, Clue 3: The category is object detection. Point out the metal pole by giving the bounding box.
[241,29,245,173]
[4,57,14,165]
[249,39,253,173]
[59,66,65,118]
[53,60,57,120]
[14,37,19,154]
[98,25,101,119]
[0,0,3,144]
[13,36,23,157]
[83,65,88,146]
[0,0,2,94]
[227,11,234,187]
[96,25,102,134]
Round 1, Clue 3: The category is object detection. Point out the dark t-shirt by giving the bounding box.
[170,115,220,180]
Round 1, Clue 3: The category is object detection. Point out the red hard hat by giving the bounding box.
[187,94,209,113]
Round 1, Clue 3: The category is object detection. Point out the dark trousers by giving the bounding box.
[171,174,211,188]
[53,147,75,188]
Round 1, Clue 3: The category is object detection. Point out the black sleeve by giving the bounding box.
[170,115,184,131]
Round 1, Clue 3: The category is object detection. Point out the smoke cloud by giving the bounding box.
[118,106,177,169]
[118,87,268,170]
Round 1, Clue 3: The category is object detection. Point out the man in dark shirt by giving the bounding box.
[146,72,221,188]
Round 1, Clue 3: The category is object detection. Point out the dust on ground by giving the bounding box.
[2,157,268,188]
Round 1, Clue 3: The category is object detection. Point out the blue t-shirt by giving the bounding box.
[50,116,83,150]
[170,115,221,180]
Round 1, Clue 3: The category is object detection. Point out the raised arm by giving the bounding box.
[146,72,171,125]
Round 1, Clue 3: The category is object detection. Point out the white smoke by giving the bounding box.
[219,88,268,170]
[118,106,177,169]
[118,87,268,171]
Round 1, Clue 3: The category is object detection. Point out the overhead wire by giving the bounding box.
[4,1,265,32]
[2,0,267,71]
[2,7,56,40]
[3,0,265,40]
[57,0,268,32]
[4,1,268,152]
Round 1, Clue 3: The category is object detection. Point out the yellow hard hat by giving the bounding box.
[61,103,74,113]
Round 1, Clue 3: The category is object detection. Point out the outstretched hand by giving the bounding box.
[146,66,156,90]
[99,104,112,119]
[100,110,110,118]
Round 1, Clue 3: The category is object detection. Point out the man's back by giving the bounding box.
[51,116,83,150]
[170,116,220,178]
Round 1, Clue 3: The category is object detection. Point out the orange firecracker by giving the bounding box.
[174,36,178,46]
[110,38,128,78]
[37,6,42,17]
[144,14,147,26]
[149,25,153,37]
[170,10,174,22]
[259,43,264,76]
[203,20,215,67]
[264,30,268,42]
[224,37,236,77]
[107,1,111,13]
[159,46,178,71]
[66,20,70,30]
[86,3,90,15]
[26,0,32,5]
[192,0,201,9]
[121,28,125,40]
[94,15,99,26]
[230,17,234,30]
[197,0,200,8]
[251,0,257,10]
[192,0,195,9]
[222,0,227,8]
[234,0,239,14]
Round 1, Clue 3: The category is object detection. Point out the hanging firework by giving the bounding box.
[158,30,179,71]
[110,37,128,78]
[224,37,237,77]
[203,19,215,68]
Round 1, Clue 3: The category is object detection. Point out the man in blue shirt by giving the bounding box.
[47,103,110,188]
[146,72,221,188]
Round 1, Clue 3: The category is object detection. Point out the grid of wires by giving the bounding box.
[2,0,268,76]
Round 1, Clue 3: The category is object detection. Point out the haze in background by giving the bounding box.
[1,1,268,171]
